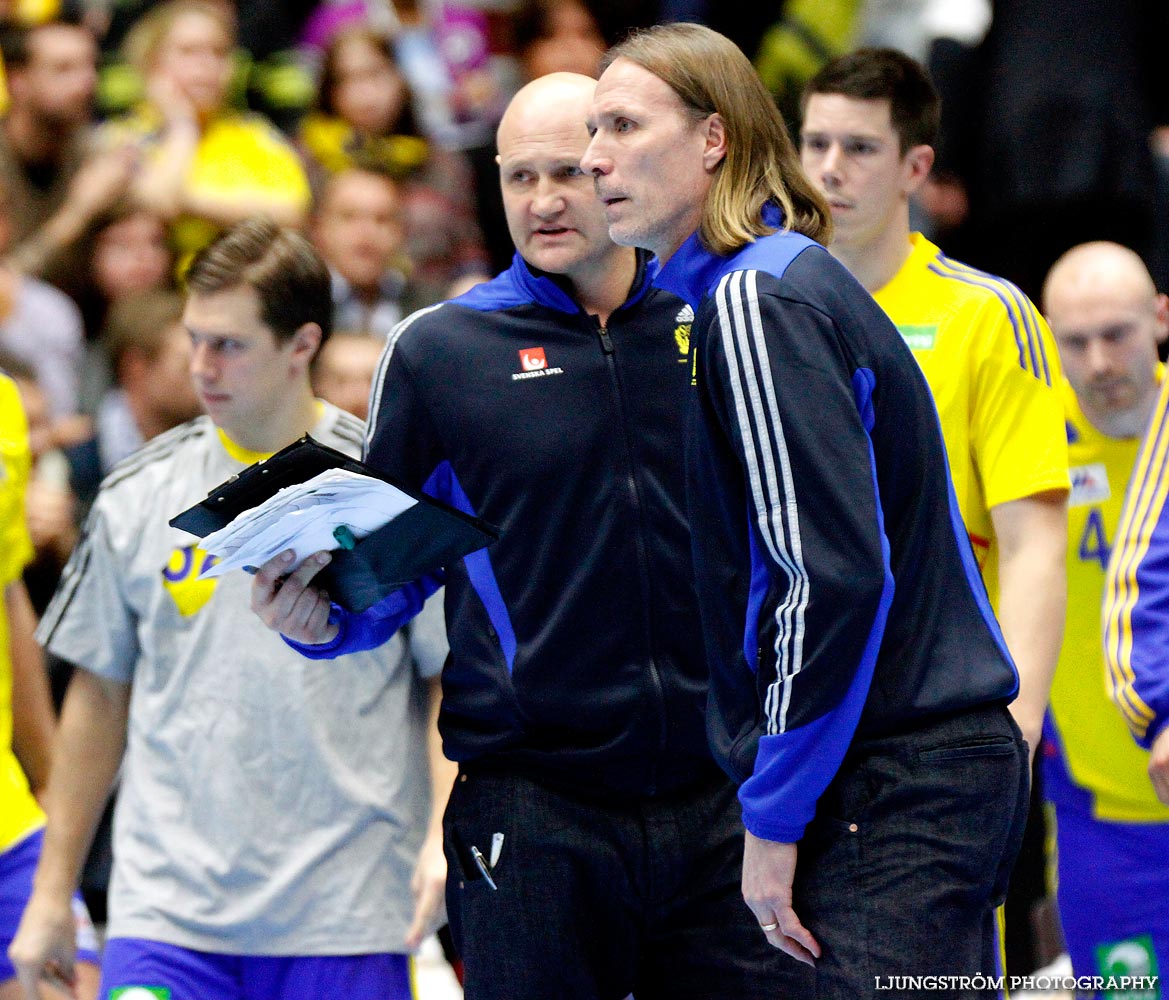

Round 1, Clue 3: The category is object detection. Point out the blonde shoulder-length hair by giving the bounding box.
[603,22,831,255]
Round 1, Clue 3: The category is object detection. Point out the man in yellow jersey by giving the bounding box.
[1073,245,1169,984]
[0,371,99,1000]
[799,47,1068,755]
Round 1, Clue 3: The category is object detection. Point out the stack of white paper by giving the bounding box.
[197,468,418,579]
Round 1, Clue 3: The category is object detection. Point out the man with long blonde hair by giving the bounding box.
[583,23,1030,994]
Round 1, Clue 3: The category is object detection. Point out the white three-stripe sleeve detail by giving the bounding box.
[721,275,793,735]
[714,271,809,735]
[363,303,445,456]
[743,272,808,732]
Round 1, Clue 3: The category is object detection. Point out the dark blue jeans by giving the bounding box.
[443,765,812,1000]
[794,703,1030,998]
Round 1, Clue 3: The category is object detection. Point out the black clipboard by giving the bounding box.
[169,435,498,612]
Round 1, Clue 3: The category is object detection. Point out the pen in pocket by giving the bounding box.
[470,845,498,890]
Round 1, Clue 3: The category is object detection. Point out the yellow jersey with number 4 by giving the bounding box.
[1047,372,1169,821]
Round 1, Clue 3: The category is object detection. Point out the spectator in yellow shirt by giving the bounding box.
[100,0,310,268]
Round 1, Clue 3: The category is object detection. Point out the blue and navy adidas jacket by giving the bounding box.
[661,205,1020,842]
[290,250,721,797]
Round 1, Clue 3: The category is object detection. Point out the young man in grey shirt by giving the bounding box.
[9,219,451,1000]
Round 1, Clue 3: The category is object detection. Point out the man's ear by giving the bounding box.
[1154,292,1169,346]
[288,322,323,373]
[703,113,727,173]
[903,143,935,195]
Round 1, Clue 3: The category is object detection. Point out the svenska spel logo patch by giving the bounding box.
[110,988,171,1000]
[897,324,938,351]
[518,347,547,371]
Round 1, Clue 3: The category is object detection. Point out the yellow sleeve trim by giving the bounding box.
[1103,378,1169,738]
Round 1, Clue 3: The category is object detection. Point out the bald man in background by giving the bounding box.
[1043,242,1169,982]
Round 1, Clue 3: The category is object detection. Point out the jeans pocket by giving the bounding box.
[444,773,511,891]
[917,734,1017,762]
[796,812,871,989]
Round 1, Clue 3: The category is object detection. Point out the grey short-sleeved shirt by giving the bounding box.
[39,406,444,955]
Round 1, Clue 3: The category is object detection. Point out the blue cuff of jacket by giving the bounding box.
[742,812,808,844]
[282,604,349,660]
[739,729,824,844]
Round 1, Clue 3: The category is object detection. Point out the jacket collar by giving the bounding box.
[655,203,787,309]
[512,247,658,315]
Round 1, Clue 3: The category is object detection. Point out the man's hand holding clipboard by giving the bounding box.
[250,548,340,645]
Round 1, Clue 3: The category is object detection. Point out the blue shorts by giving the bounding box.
[0,827,100,983]
[1051,802,1169,985]
[100,938,414,1000]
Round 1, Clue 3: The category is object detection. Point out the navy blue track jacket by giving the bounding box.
[291,251,721,797]
[658,205,1020,842]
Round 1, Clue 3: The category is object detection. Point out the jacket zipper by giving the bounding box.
[593,313,668,795]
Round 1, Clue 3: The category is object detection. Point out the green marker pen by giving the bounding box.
[332,524,357,550]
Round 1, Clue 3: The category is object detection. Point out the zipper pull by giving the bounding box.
[589,312,614,353]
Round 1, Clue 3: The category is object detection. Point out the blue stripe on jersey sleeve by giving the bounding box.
[1105,386,1169,741]
[929,257,1052,385]
[742,516,771,674]
[424,460,518,672]
[1125,506,1169,746]
[739,369,895,841]
[927,261,1027,375]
